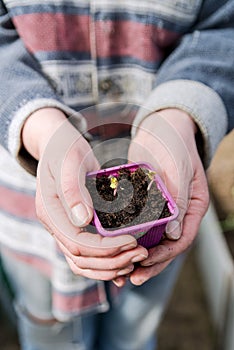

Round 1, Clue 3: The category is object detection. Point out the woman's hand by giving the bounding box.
[22,108,148,281]
[127,108,209,285]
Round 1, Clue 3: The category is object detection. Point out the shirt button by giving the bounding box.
[99,78,113,92]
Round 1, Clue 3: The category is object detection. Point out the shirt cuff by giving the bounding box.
[131,79,228,168]
[8,98,87,175]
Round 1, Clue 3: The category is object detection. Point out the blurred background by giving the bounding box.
[0,130,233,350]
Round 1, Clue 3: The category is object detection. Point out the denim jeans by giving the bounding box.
[1,250,184,350]
[0,136,185,349]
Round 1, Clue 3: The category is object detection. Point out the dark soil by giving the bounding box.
[86,167,170,230]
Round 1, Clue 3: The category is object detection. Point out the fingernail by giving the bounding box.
[166,220,182,240]
[120,243,137,252]
[117,265,134,276]
[140,259,154,267]
[71,203,91,227]
[112,277,127,288]
[131,276,147,286]
[131,254,148,263]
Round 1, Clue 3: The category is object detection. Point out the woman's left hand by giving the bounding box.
[126,108,209,286]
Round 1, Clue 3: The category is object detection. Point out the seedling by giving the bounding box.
[86,162,178,248]
[146,170,157,191]
[109,175,118,196]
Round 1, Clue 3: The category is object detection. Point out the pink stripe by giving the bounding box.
[0,185,37,220]
[1,247,52,277]
[96,20,180,62]
[53,286,105,312]
[2,247,105,313]
[13,13,90,53]
[12,14,179,63]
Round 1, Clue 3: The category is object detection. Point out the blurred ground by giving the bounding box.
[0,313,19,350]
[157,248,216,350]
[207,130,234,223]
[0,130,233,350]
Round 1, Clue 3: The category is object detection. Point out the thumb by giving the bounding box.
[165,194,188,240]
[166,219,182,240]
[70,200,93,228]
[59,140,100,228]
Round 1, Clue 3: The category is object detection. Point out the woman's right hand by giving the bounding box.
[22,108,148,281]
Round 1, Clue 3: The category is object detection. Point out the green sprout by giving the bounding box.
[147,170,156,191]
[109,175,118,196]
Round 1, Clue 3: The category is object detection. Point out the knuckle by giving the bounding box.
[67,244,80,256]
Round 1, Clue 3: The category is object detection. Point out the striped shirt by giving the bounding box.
[0,0,233,320]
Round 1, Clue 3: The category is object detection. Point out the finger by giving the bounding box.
[74,250,148,269]
[129,259,173,286]
[164,156,192,241]
[39,121,99,228]
[37,167,139,256]
[58,137,100,227]
[112,277,128,287]
[57,230,139,257]
[65,256,135,281]
[140,200,206,266]
[165,194,188,240]
[56,238,148,269]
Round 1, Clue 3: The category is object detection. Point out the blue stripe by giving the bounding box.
[97,56,161,72]
[0,179,35,197]
[9,4,90,16]
[35,51,91,62]
[36,52,160,72]
[35,52,161,71]
[95,11,189,32]
[0,208,41,225]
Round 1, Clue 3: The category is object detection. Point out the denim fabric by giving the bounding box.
[0,256,17,326]
[1,251,184,350]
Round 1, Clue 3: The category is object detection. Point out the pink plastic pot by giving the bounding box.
[86,162,179,248]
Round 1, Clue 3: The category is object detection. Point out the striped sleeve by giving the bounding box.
[132,1,234,167]
[0,2,86,173]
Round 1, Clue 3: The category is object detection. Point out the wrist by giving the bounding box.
[149,108,197,135]
[137,108,198,145]
[156,108,197,134]
[134,107,202,166]
[22,108,67,160]
[157,108,202,158]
